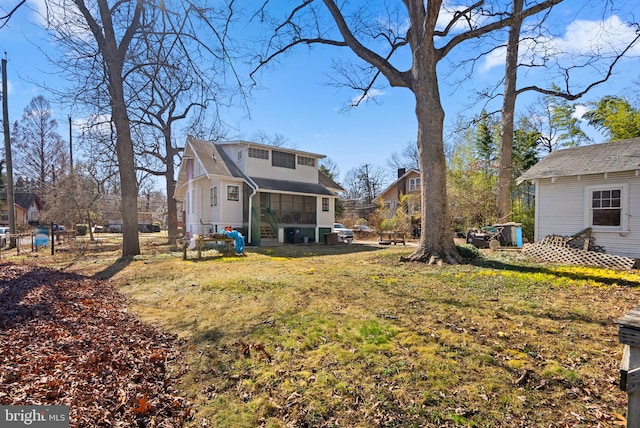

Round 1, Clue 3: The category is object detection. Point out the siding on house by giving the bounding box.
[535,170,640,258]
[175,136,343,244]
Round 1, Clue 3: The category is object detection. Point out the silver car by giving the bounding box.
[334,223,354,241]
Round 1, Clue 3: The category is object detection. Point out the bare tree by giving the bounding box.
[251,130,289,147]
[128,18,228,245]
[0,0,26,29]
[343,163,387,206]
[40,0,240,256]
[252,0,562,263]
[387,141,420,173]
[11,96,67,192]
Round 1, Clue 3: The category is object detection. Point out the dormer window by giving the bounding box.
[249,148,269,159]
[272,150,295,169]
[298,156,315,167]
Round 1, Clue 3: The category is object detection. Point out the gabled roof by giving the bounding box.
[373,168,420,203]
[517,138,640,184]
[175,136,343,199]
[0,192,42,211]
[318,170,345,193]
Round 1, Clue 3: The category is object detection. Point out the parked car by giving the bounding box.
[0,227,9,247]
[334,223,354,242]
[353,225,375,234]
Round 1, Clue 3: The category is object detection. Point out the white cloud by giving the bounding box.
[481,14,640,72]
[573,103,588,120]
[437,1,490,34]
[350,88,385,105]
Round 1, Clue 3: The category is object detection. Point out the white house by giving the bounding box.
[174,136,344,245]
[516,138,640,259]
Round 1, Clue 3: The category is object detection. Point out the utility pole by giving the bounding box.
[2,57,16,248]
[68,115,73,172]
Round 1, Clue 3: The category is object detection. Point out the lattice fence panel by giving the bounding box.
[522,243,635,271]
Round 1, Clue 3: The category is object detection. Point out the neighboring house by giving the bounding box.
[0,192,42,227]
[516,138,640,258]
[174,136,345,245]
[373,168,421,214]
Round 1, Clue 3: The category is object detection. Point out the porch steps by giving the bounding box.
[260,225,276,239]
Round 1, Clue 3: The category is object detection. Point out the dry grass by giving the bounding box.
[9,238,640,427]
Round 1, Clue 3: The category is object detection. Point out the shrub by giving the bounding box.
[456,243,480,261]
[75,224,88,236]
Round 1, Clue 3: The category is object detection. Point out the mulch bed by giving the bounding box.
[0,262,191,427]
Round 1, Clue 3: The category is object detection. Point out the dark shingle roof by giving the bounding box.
[517,138,640,183]
[250,177,335,196]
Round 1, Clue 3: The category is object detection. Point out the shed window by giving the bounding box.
[592,189,621,226]
[585,184,628,230]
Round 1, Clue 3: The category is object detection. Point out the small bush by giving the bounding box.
[456,243,480,260]
[75,224,88,236]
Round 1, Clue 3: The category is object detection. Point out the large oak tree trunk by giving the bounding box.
[404,58,460,264]
[110,81,141,257]
[497,0,524,223]
[164,129,179,246]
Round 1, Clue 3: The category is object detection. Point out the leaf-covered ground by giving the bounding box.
[0,262,191,427]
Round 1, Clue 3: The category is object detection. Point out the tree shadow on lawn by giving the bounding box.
[92,257,133,280]
[252,242,389,258]
[472,257,640,288]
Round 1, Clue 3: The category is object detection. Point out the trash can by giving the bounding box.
[494,222,523,247]
[285,228,302,243]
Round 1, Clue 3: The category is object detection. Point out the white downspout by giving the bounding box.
[246,177,259,244]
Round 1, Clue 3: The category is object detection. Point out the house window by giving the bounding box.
[409,177,420,192]
[249,148,269,159]
[227,185,239,201]
[586,184,628,229]
[237,150,243,161]
[272,150,295,169]
[210,187,217,207]
[298,156,315,167]
[322,197,329,212]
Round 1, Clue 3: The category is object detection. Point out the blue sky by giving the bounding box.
[2,0,640,190]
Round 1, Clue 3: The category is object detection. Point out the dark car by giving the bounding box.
[353,225,375,233]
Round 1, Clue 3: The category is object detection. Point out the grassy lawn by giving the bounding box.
[12,238,640,427]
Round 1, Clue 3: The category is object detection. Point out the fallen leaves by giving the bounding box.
[0,262,191,427]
